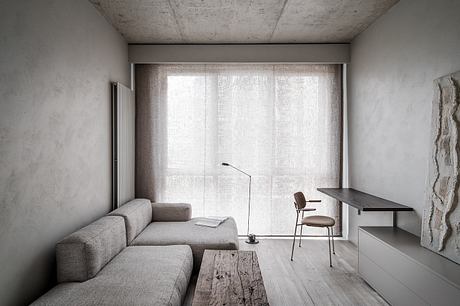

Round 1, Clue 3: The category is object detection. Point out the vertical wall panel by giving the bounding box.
[113,82,135,208]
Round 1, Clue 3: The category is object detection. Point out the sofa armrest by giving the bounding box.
[151,203,192,222]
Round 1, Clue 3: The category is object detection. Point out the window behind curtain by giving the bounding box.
[137,64,342,236]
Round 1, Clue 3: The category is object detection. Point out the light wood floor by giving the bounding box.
[184,239,388,306]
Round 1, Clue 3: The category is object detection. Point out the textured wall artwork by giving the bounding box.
[422,71,460,264]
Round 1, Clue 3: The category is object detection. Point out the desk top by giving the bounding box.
[317,188,413,212]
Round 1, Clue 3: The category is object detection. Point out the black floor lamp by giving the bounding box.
[222,162,259,244]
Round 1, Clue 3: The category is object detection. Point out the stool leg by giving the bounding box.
[331,227,335,254]
[327,227,332,267]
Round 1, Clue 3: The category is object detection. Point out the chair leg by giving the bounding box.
[327,227,332,267]
[291,211,300,261]
[299,211,304,247]
[291,223,298,261]
[331,227,335,254]
[299,224,303,247]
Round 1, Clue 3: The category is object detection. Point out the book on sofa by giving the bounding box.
[195,216,229,228]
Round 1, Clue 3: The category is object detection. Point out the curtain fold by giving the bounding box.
[136,64,342,236]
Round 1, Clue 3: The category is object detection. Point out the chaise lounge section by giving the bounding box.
[109,199,239,269]
[32,199,239,305]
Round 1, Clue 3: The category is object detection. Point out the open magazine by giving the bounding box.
[195,216,228,228]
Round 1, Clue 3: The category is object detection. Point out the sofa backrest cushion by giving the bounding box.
[109,198,152,244]
[151,203,192,222]
[56,216,126,283]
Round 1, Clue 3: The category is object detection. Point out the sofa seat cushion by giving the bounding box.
[131,217,239,268]
[32,245,193,306]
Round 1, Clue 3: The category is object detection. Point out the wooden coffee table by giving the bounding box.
[192,250,269,306]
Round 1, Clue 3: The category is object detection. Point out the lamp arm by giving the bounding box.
[222,162,252,237]
[227,164,251,177]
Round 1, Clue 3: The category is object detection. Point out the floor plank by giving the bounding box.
[184,239,388,306]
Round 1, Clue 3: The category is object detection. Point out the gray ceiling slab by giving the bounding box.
[90,0,182,43]
[271,0,399,43]
[169,0,287,43]
[90,0,398,44]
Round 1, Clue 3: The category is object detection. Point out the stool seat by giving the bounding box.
[302,215,335,227]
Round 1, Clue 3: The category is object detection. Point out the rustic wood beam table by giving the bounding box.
[192,250,269,306]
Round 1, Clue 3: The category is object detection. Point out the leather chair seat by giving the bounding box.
[302,215,335,227]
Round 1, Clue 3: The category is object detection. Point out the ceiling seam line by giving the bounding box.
[167,0,186,42]
[269,0,289,42]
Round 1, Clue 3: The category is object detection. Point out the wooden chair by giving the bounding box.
[290,191,336,267]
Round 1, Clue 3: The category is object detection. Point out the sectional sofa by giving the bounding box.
[32,199,239,305]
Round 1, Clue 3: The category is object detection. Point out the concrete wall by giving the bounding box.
[0,1,129,305]
[348,0,460,244]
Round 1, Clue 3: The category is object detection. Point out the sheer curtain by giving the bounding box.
[136,64,342,236]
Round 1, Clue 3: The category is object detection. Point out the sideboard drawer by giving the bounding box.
[359,227,460,306]
[359,252,427,306]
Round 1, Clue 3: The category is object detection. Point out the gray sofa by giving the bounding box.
[32,199,239,306]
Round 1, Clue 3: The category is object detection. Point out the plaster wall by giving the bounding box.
[348,0,460,244]
[0,1,129,304]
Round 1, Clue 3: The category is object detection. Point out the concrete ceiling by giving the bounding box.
[89,0,398,44]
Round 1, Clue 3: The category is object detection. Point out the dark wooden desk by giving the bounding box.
[317,188,413,226]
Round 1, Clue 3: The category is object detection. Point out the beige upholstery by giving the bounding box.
[56,216,126,283]
[302,215,335,227]
[152,203,192,222]
[32,200,240,305]
[131,217,239,269]
[109,199,152,244]
[32,246,193,306]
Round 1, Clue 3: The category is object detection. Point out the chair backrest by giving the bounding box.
[294,191,306,210]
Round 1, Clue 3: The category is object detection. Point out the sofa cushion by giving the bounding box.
[152,203,192,222]
[131,217,239,268]
[56,216,126,283]
[109,198,152,244]
[32,245,193,306]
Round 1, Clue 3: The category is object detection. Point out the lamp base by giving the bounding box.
[245,234,259,244]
